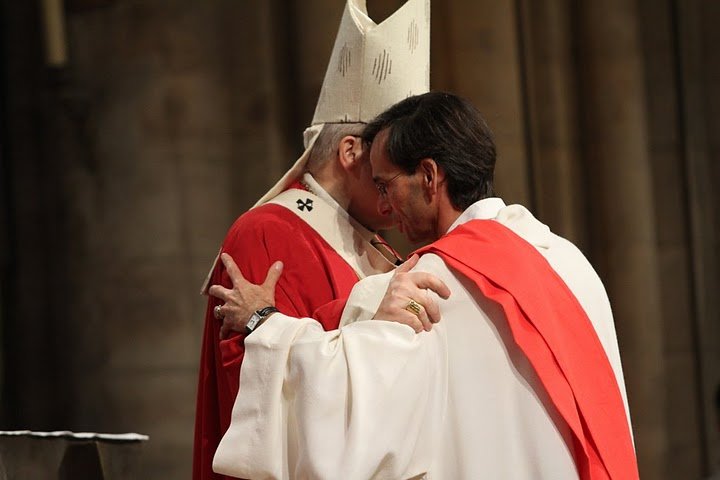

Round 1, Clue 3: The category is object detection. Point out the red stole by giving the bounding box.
[414,219,638,480]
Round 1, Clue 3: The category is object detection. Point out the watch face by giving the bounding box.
[247,312,261,331]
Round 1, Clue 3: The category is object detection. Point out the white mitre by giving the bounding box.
[254,0,430,207]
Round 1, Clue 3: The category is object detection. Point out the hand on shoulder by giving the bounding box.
[209,253,283,339]
[372,254,451,333]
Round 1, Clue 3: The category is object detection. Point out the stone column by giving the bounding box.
[432,0,531,207]
[516,0,588,249]
[637,0,708,476]
[676,0,720,473]
[51,1,300,476]
[575,1,667,477]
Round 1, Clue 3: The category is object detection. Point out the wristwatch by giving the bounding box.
[246,306,279,335]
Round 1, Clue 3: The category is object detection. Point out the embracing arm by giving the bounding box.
[210,255,452,479]
[214,254,451,338]
[213,314,448,480]
[214,212,352,396]
[213,225,301,398]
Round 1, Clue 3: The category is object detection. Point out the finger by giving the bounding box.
[398,310,423,333]
[395,254,419,274]
[220,253,248,288]
[400,297,432,332]
[393,301,425,333]
[404,272,451,299]
[373,308,422,333]
[413,302,433,332]
[422,295,442,324]
[219,321,231,340]
[219,308,244,339]
[410,313,424,333]
[262,261,284,290]
[208,285,233,302]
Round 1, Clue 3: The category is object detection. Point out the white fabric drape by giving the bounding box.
[214,198,631,479]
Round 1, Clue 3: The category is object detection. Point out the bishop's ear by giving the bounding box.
[337,135,364,170]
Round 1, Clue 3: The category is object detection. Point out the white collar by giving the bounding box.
[446,197,507,234]
[446,197,552,249]
[302,173,376,242]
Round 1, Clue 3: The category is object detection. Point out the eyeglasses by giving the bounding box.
[374,172,403,196]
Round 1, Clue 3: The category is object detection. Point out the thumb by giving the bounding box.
[396,254,419,273]
[262,261,284,290]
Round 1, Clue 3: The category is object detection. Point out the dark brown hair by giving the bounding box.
[363,92,496,211]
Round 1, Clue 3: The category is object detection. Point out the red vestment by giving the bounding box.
[415,219,638,480]
[193,187,359,480]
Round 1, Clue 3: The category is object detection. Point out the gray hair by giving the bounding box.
[307,122,366,170]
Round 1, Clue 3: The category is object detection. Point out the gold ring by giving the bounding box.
[404,299,423,317]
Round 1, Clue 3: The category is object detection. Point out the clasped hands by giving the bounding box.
[209,253,451,339]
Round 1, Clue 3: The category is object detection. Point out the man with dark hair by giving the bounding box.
[362,92,497,244]
[210,92,638,479]
[363,91,496,213]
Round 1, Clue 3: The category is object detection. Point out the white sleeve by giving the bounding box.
[339,270,395,327]
[213,313,448,480]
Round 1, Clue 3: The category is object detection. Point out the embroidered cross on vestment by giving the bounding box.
[296,198,314,212]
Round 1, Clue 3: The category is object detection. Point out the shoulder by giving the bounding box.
[412,252,494,321]
[233,203,299,231]
[225,202,318,244]
[219,201,346,275]
[415,253,449,275]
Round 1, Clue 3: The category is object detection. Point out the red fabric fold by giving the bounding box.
[414,219,638,480]
[193,196,356,480]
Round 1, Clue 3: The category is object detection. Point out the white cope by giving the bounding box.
[214,198,632,480]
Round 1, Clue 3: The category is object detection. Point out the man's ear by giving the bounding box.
[419,158,442,195]
[337,135,363,171]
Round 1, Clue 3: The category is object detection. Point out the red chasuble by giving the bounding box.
[414,219,638,480]
[193,187,359,480]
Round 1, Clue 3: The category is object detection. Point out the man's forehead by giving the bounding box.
[369,128,391,173]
